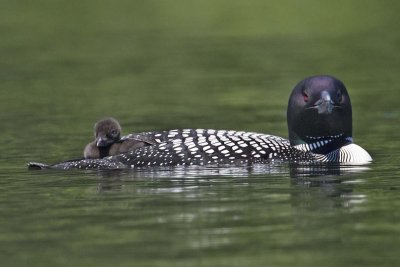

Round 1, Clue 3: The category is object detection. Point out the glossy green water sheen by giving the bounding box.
[1,1,400,266]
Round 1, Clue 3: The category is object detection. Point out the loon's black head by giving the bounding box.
[93,117,122,147]
[287,75,352,153]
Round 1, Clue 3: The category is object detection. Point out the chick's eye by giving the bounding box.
[110,130,118,136]
[302,91,309,102]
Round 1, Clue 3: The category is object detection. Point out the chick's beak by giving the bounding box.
[96,137,113,147]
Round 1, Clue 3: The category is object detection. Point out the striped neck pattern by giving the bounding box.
[294,134,352,154]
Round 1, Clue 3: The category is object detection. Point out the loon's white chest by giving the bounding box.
[314,143,372,164]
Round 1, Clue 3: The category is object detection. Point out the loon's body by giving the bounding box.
[28,75,372,170]
[84,117,153,159]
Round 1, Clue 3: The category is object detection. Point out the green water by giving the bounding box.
[1,1,400,266]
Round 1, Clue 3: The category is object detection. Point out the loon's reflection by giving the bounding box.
[92,162,370,192]
[288,162,370,178]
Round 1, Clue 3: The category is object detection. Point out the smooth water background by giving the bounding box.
[1,1,400,266]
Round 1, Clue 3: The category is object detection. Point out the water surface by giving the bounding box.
[1,1,400,266]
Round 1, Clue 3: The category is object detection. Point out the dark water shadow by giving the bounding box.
[288,163,371,214]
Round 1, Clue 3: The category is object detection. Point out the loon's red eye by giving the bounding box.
[302,92,309,102]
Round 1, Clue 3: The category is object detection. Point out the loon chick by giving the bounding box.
[28,75,372,170]
[84,117,152,159]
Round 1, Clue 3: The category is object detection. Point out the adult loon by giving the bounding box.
[28,75,372,170]
[84,117,153,159]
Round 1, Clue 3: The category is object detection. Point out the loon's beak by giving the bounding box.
[314,90,335,114]
[96,137,113,147]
